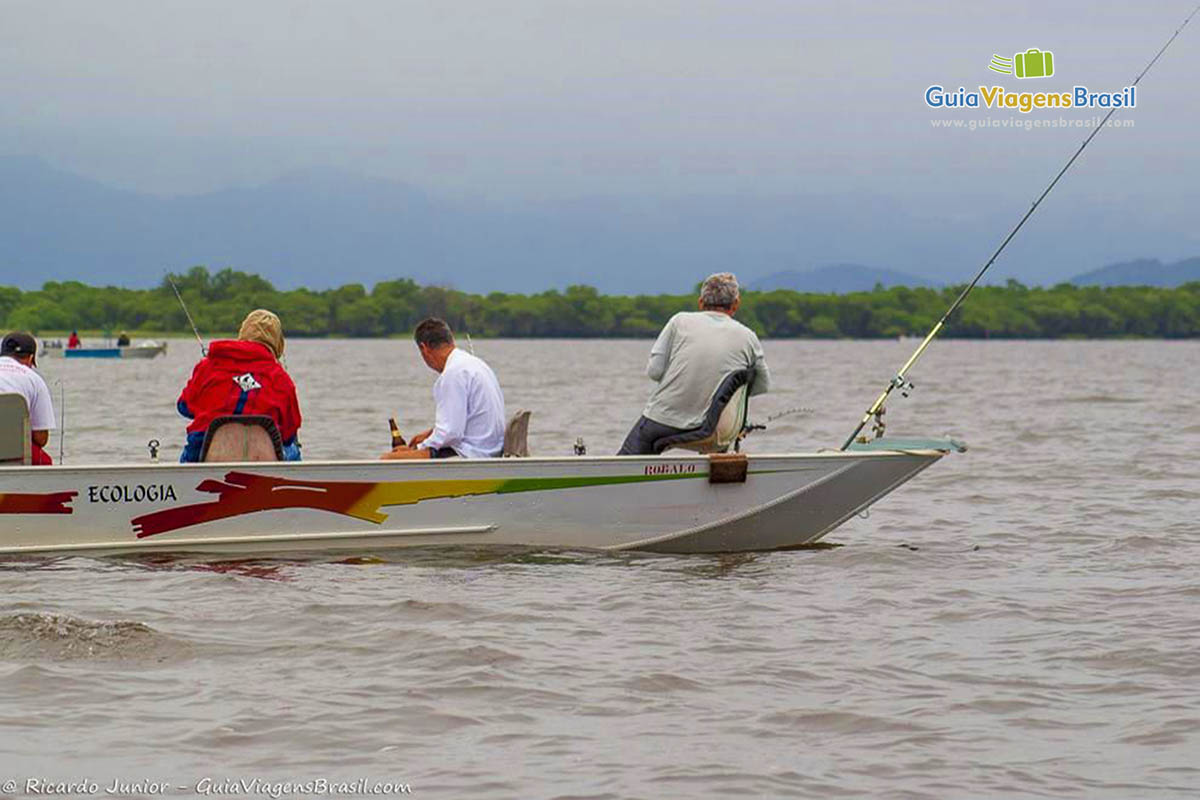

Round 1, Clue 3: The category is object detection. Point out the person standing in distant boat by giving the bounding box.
[67,330,81,349]
[0,332,56,465]
[382,318,506,459]
[617,272,770,455]
[176,309,302,462]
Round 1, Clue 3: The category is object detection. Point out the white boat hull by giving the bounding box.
[0,447,955,557]
[46,343,167,359]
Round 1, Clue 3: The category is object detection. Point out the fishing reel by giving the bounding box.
[869,378,917,440]
[891,376,915,398]
[870,406,887,440]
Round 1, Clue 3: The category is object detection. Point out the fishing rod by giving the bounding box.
[840,3,1200,451]
[167,273,208,356]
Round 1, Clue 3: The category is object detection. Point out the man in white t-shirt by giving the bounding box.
[381,318,506,460]
[0,332,56,465]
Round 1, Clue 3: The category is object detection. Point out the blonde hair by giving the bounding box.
[238,309,285,359]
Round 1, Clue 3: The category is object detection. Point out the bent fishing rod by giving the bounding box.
[840,3,1200,451]
[167,273,208,356]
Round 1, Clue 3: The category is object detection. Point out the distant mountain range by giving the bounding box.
[1,154,1195,294]
[751,264,938,293]
[1067,257,1200,288]
[748,258,1200,294]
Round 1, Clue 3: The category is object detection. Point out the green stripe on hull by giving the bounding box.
[496,471,705,495]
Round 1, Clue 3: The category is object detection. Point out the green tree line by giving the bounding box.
[2,267,1198,339]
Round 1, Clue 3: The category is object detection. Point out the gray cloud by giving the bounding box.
[1,0,1196,278]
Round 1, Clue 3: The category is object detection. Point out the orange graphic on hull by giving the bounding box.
[132,472,382,538]
[0,491,77,515]
[130,471,504,539]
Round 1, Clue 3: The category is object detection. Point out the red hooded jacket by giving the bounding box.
[177,340,301,443]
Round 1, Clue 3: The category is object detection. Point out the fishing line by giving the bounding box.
[840,3,1200,451]
[167,273,208,356]
[766,406,815,423]
[53,378,65,464]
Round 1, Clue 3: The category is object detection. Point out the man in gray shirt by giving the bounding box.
[618,272,770,455]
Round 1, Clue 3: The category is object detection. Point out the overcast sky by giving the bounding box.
[2,1,1197,255]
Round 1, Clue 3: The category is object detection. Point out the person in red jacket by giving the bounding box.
[176,309,302,462]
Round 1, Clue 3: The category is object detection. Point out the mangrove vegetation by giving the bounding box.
[2,267,1198,339]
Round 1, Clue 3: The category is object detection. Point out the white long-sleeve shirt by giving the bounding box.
[642,311,770,429]
[0,356,56,431]
[419,348,506,458]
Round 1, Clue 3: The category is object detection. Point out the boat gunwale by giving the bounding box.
[0,448,954,475]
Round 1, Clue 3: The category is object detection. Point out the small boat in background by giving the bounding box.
[45,341,168,360]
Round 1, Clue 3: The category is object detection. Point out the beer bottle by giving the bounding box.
[389,418,406,448]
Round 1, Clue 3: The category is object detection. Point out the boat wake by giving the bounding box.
[0,612,189,662]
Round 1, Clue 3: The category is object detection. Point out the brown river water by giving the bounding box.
[1,338,1198,798]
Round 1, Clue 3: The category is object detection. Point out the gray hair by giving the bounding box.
[699,272,740,309]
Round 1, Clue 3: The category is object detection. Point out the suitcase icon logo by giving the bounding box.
[989,48,1055,78]
[1015,48,1054,78]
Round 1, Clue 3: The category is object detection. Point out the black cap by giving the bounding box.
[1,332,38,364]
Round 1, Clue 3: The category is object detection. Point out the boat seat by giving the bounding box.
[503,409,532,457]
[200,415,284,462]
[653,369,755,455]
[0,393,32,466]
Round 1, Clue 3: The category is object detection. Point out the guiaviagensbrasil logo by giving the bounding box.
[926,48,1136,114]
[989,49,1054,79]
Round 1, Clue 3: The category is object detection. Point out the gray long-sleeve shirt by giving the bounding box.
[641,311,770,429]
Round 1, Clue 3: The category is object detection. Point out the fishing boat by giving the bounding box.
[48,342,168,360]
[4,1,1184,560]
[0,439,962,557]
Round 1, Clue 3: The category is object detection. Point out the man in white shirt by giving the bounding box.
[382,318,506,460]
[618,273,770,455]
[0,332,56,465]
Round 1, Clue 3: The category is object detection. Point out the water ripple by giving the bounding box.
[1,339,1198,797]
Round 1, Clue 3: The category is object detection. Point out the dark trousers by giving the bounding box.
[617,416,689,455]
